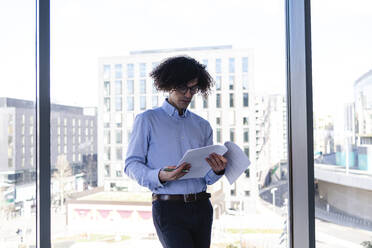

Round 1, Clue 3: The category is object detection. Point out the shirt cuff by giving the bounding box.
[214,169,225,175]
[205,169,223,185]
[148,168,165,189]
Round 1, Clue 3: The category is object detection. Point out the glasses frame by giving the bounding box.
[173,85,200,95]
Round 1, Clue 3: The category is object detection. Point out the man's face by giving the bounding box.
[168,78,199,112]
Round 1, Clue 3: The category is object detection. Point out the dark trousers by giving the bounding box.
[152,198,213,248]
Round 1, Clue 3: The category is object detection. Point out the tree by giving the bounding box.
[53,155,72,209]
[361,241,372,248]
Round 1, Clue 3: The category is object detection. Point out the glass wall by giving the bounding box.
[311,1,372,247]
[0,1,37,247]
[50,0,288,247]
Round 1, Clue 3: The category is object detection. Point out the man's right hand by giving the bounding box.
[158,162,191,183]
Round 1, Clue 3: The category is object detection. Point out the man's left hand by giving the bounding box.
[205,153,227,174]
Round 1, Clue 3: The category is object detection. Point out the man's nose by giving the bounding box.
[185,89,192,98]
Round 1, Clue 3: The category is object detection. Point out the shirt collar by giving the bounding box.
[162,99,189,118]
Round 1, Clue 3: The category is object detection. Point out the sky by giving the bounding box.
[0,0,372,118]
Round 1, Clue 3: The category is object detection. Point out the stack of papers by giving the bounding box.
[178,141,250,184]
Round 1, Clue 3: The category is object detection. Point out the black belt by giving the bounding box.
[152,191,211,203]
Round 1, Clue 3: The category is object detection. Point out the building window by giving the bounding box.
[242,74,249,90]
[242,57,248,73]
[202,59,208,67]
[116,147,123,160]
[243,93,249,107]
[104,81,110,96]
[203,97,208,109]
[215,76,221,90]
[116,130,122,144]
[216,117,221,126]
[152,95,158,108]
[216,94,221,108]
[104,130,110,144]
[244,128,249,143]
[8,158,13,168]
[139,63,146,77]
[127,130,132,143]
[115,96,122,111]
[104,147,111,160]
[115,80,122,95]
[104,113,110,128]
[140,96,146,110]
[152,84,157,94]
[230,128,235,142]
[104,97,110,112]
[127,80,134,94]
[115,113,122,127]
[229,93,234,107]
[229,58,235,73]
[229,75,234,90]
[103,64,110,80]
[104,164,111,177]
[215,58,221,74]
[127,63,134,78]
[140,79,146,94]
[190,98,195,109]
[244,147,249,157]
[116,170,123,177]
[243,117,249,125]
[115,64,122,78]
[127,96,134,111]
[216,128,222,143]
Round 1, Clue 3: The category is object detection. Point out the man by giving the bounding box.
[125,56,227,248]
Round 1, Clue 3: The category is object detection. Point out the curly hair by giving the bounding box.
[149,56,214,97]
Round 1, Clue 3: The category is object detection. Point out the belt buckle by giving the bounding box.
[183,193,197,203]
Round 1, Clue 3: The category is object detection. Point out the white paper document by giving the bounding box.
[178,141,250,184]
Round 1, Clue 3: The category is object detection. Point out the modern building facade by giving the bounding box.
[255,94,288,187]
[98,45,257,211]
[0,98,98,207]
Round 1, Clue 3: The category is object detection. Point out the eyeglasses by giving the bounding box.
[174,85,200,95]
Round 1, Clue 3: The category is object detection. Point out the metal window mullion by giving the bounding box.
[36,0,51,248]
[286,0,315,248]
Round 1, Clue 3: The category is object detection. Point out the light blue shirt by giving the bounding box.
[125,99,222,194]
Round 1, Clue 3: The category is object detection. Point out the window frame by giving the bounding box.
[36,0,315,247]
